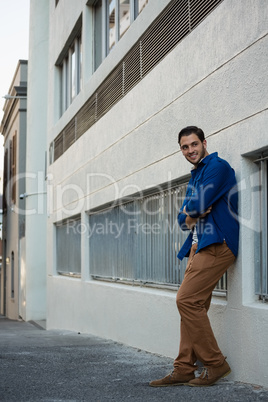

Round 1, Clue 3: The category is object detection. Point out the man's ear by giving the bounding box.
[203,139,207,149]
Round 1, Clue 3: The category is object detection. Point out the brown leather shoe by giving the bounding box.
[149,371,195,387]
[188,360,231,387]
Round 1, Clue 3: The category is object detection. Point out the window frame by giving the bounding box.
[92,0,148,71]
[11,251,15,299]
[55,216,82,277]
[9,132,17,205]
[255,156,268,301]
[56,17,82,116]
[3,149,8,213]
[60,35,82,113]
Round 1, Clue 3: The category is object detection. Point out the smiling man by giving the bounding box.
[180,128,208,166]
[150,126,239,387]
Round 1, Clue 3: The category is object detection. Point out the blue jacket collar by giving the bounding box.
[200,152,218,165]
[191,152,218,178]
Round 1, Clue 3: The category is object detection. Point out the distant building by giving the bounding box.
[0,8,49,320]
[0,60,27,319]
[18,0,268,388]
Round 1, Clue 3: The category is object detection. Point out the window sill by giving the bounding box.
[58,271,81,279]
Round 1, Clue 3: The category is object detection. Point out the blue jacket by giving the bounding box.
[177,152,239,260]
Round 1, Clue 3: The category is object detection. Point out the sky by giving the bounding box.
[0,0,30,173]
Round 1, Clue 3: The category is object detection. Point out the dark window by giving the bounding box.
[11,132,17,203]
[56,217,81,277]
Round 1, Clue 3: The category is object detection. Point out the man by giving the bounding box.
[150,126,239,387]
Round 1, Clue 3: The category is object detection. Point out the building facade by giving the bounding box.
[1,0,49,322]
[0,60,27,319]
[28,0,268,386]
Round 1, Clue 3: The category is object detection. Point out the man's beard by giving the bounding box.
[187,145,206,166]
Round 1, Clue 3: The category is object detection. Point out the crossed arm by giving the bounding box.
[183,205,212,230]
[180,161,232,230]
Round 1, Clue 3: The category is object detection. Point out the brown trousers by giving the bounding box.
[174,242,236,374]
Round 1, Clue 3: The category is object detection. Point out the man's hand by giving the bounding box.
[199,205,212,218]
[183,205,212,217]
[183,205,212,230]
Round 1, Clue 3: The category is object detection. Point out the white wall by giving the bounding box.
[25,0,49,321]
[46,0,268,387]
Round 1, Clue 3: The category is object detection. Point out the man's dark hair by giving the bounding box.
[178,126,205,144]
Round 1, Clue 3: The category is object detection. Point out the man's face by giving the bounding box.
[180,133,208,167]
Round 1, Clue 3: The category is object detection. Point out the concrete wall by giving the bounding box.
[46,0,268,387]
[24,0,49,321]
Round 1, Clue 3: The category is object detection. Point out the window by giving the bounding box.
[59,33,82,115]
[88,182,227,293]
[255,157,268,301]
[93,0,148,71]
[56,217,81,277]
[3,149,8,213]
[108,0,132,49]
[88,184,188,287]
[9,132,17,204]
[94,0,103,71]
[137,0,148,13]
[11,252,15,298]
[109,0,116,50]
[119,0,130,39]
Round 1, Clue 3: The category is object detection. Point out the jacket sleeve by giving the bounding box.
[185,160,234,218]
[177,192,191,231]
[178,209,189,231]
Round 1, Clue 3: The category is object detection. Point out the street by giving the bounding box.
[0,316,267,402]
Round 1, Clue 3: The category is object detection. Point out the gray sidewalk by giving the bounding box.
[0,316,267,402]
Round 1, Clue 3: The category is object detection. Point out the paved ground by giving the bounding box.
[0,316,268,402]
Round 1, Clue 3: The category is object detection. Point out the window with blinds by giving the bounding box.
[254,155,268,301]
[88,183,188,288]
[56,217,82,277]
[87,180,227,293]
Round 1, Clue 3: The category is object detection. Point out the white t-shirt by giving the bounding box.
[190,159,205,246]
[192,225,198,244]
